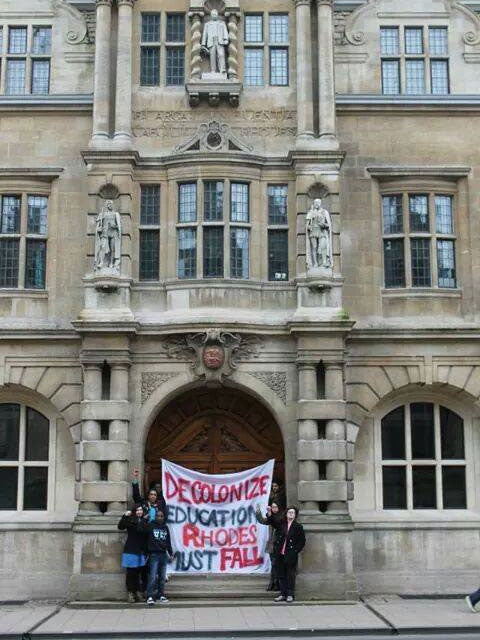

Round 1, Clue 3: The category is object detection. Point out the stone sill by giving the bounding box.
[336,94,480,112]
[0,289,48,298]
[0,94,93,111]
[133,279,296,292]
[0,519,73,529]
[354,514,480,529]
[381,288,462,299]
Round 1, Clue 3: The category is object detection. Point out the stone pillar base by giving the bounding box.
[297,518,359,601]
[70,515,126,601]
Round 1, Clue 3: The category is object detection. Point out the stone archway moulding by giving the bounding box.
[346,356,480,430]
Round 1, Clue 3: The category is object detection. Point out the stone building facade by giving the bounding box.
[1,0,480,600]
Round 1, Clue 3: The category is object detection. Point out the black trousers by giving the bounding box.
[268,553,279,590]
[126,566,147,593]
[276,555,297,598]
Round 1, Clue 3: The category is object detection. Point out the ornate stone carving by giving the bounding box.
[249,371,287,404]
[141,372,178,404]
[163,329,262,384]
[94,199,122,274]
[306,198,333,272]
[174,120,253,153]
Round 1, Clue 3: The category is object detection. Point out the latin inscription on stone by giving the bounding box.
[132,109,297,145]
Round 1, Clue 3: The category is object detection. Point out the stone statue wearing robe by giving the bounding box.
[306,198,332,271]
[202,9,229,75]
[94,200,122,273]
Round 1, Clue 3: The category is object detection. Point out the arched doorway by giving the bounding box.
[145,387,284,488]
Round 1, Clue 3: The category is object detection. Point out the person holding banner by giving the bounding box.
[255,502,283,591]
[118,504,148,603]
[138,510,174,605]
[273,506,306,603]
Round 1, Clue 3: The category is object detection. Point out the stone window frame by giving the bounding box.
[243,12,290,87]
[139,184,161,281]
[139,12,186,88]
[372,394,476,516]
[175,178,251,281]
[380,24,450,96]
[380,184,458,292]
[0,23,52,95]
[0,183,50,291]
[0,393,57,516]
[364,389,480,523]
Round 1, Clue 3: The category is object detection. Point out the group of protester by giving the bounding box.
[119,471,172,604]
[118,474,306,605]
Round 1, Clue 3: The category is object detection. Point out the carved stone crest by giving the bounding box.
[163,329,261,385]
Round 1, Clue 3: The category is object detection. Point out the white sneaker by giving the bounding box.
[146,597,155,606]
[274,595,285,602]
[466,596,478,613]
[286,596,294,603]
[159,595,169,603]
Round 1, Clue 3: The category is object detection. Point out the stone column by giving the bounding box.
[325,363,348,514]
[317,0,338,149]
[114,0,134,147]
[81,364,102,512]
[298,362,319,511]
[108,363,130,512]
[189,11,204,80]
[295,0,314,144]
[226,12,240,81]
[91,0,112,146]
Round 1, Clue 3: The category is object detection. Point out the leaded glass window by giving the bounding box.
[139,185,160,281]
[204,182,224,222]
[245,15,263,43]
[244,48,264,86]
[203,227,224,278]
[382,192,456,289]
[179,183,197,223]
[231,183,249,223]
[2,25,52,95]
[230,228,249,279]
[380,403,466,510]
[268,230,288,281]
[380,25,449,95]
[0,404,51,511]
[178,228,197,279]
[0,193,48,289]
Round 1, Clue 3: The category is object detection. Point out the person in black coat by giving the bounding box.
[132,469,168,521]
[255,501,283,591]
[273,506,306,603]
[118,504,148,602]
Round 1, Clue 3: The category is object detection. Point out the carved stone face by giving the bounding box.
[314,198,322,209]
[106,200,113,210]
[211,9,218,20]
[203,345,225,370]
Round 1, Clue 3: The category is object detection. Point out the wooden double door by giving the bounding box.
[145,388,284,486]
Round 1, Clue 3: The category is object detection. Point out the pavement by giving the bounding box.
[2,597,480,638]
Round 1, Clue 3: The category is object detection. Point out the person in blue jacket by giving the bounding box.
[132,468,168,521]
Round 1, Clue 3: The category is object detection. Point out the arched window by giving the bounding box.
[0,403,52,511]
[380,402,466,510]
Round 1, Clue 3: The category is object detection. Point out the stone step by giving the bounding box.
[165,573,272,598]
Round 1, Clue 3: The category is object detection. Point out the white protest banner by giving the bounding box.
[162,458,275,573]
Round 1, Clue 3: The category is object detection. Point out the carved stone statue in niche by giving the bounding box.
[306,198,332,271]
[94,199,122,273]
[201,8,229,76]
